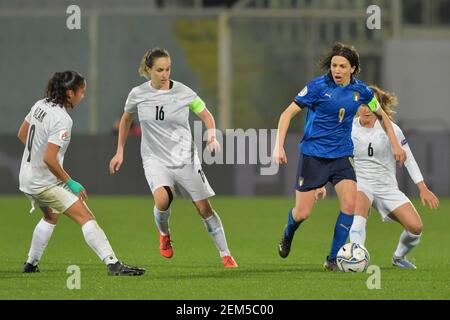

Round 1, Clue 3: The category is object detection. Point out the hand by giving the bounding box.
[272,145,287,164]
[78,189,88,202]
[109,153,123,174]
[66,178,88,201]
[314,187,327,202]
[206,137,221,153]
[392,144,406,166]
[420,187,439,209]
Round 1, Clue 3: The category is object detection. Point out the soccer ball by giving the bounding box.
[336,243,370,272]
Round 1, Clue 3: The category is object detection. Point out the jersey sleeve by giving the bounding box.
[48,116,72,147]
[124,88,138,114]
[294,80,320,109]
[395,125,424,184]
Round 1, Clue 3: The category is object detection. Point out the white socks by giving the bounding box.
[27,219,118,266]
[349,215,367,245]
[26,219,56,266]
[81,220,118,265]
[350,217,421,259]
[154,206,171,235]
[203,212,230,258]
[154,206,231,258]
[394,230,421,259]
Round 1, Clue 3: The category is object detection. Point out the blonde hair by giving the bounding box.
[138,47,170,79]
[369,85,398,121]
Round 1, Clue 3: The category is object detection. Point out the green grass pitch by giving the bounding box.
[0,195,449,300]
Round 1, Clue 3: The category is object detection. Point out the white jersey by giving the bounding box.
[124,80,201,167]
[352,117,423,189]
[19,99,72,194]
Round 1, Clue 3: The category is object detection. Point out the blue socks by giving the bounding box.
[282,209,354,261]
[328,211,354,260]
[284,209,302,239]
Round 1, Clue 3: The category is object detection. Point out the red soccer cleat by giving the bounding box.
[159,234,173,259]
[222,255,238,268]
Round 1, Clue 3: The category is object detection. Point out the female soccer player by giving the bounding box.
[19,71,145,276]
[109,48,237,268]
[349,85,439,269]
[273,43,406,271]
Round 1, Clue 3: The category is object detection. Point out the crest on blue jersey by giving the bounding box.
[353,92,360,102]
[298,86,308,97]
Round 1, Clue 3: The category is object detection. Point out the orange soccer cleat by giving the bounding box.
[159,234,173,259]
[222,255,238,268]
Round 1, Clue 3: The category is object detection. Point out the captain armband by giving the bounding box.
[367,96,380,113]
[188,97,206,114]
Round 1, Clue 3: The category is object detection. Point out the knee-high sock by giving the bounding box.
[349,215,367,245]
[27,218,56,266]
[394,230,421,258]
[284,208,303,240]
[328,212,354,260]
[203,211,230,258]
[154,206,171,235]
[81,220,118,265]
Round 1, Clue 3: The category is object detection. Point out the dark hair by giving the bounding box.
[45,71,85,108]
[319,43,360,75]
[138,47,170,79]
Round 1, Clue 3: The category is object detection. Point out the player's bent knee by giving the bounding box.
[64,200,96,226]
[42,208,59,224]
[408,222,423,235]
[292,207,311,221]
[341,201,356,214]
[155,200,170,211]
[44,215,59,224]
[154,186,173,211]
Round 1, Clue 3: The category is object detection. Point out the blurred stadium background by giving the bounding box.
[1,0,449,197]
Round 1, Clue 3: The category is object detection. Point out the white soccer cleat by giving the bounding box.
[392,256,417,269]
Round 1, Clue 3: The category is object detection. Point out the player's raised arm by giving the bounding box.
[273,102,302,164]
[370,98,406,166]
[109,111,135,174]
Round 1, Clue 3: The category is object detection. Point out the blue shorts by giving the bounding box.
[295,155,356,192]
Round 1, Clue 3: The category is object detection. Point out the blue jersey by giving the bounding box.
[294,74,374,158]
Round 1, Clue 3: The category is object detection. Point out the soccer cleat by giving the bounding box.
[278,230,293,258]
[23,262,40,273]
[323,257,339,271]
[222,255,238,268]
[159,234,173,258]
[107,261,145,276]
[392,256,416,269]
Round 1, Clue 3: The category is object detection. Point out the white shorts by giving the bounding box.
[144,161,215,202]
[357,182,411,222]
[24,182,79,214]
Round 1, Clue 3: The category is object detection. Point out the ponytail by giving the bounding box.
[45,71,85,107]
